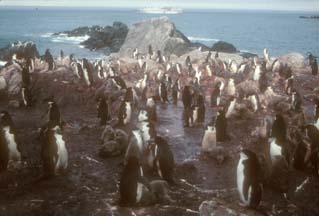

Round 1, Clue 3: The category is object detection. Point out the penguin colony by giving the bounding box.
[0,45,318,213]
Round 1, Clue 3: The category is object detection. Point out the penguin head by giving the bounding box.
[0,111,13,127]
[138,109,149,122]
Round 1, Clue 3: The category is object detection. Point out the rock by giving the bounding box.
[0,76,7,92]
[81,22,129,53]
[211,41,238,53]
[199,199,264,216]
[54,23,129,54]
[279,52,305,69]
[1,66,22,96]
[0,41,39,61]
[119,17,208,57]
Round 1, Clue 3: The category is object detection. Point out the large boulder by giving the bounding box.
[211,41,238,53]
[278,52,306,69]
[119,16,207,57]
[54,22,129,54]
[0,41,39,61]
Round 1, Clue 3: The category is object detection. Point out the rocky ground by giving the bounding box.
[0,48,318,216]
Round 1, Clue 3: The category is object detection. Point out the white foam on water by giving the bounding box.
[187,36,219,42]
[51,34,90,44]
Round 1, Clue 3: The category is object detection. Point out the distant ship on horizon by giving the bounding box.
[139,6,183,14]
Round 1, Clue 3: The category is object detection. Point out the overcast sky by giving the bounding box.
[0,0,318,11]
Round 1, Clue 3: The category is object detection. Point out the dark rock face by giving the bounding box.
[54,22,129,53]
[0,41,39,61]
[119,16,209,57]
[211,41,238,53]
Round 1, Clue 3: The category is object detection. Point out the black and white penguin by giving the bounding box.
[215,109,230,142]
[314,98,319,129]
[291,90,302,112]
[148,45,153,59]
[110,76,127,90]
[197,94,205,123]
[21,65,31,87]
[271,114,287,142]
[258,71,268,93]
[21,87,32,107]
[148,136,175,183]
[44,49,55,70]
[146,97,157,122]
[0,111,21,172]
[82,58,94,87]
[156,50,164,64]
[71,60,84,80]
[247,94,259,113]
[47,101,62,126]
[215,52,219,59]
[205,51,212,63]
[185,56,191,67]
[301,125,319,176]
[118,99,132,126]
[124,130,144,164]
[237,149,263,208]
[225,97,236,118]
[40,120,68,177]
[137,111,157,147]
[285,76,294,95]
[159,81,168,103]
[119,156,151,206]
[172,79,181,105]
[182,85,193,110]
[211,82,222,107]
[26,57,35,73]
[97,96,110,125]
[133,48,139,59]
[175,63,182,75]
[310,56,318,76]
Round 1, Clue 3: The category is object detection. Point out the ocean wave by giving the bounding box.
[0,60,7,67]
[40,32,54,38]
[51,34,90,44]
[40,32,89,44]
[188,36,219,42]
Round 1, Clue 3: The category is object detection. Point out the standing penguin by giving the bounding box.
[182,85,193,110]
[197,94,205,124]
[40,120,68,177]
[172,79,181,105]
[291,90,302,112]
[82,58,94,87]
[271,114,287,142]
[310,57,318,76]
[118,99,132,126]
[44,49,54,70]
[301,125,319,176]
[97,96,110,125]
[47,101,62,126]
[314,98,319,129]
[21,65,31,87]
[159,81,168,103]
[156,50,164,64]
[215,109,230,142]
[148,136,175,184]
[148,45,153,59]
[119,156,151,206]
[211,82,221,107]
[21,87,32,107]
[0,111,21,172]
[237,149,263,208]
[285,76,294,95]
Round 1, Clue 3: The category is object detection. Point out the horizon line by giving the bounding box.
[0,5,319,13]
